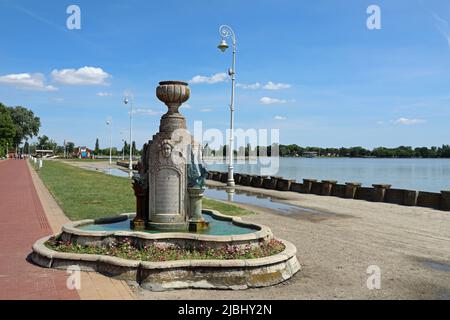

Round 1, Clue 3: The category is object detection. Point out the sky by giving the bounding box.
[0,0,449,150]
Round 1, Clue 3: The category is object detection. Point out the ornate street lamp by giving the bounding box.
[217,25,236,187]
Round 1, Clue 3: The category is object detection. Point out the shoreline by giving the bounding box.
[208,171,450,212]
[204,157,450,193]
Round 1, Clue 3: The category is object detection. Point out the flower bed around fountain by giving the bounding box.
[31,209,300,291]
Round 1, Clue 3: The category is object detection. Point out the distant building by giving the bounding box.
[303,151,318,158]
[73,146,93,159]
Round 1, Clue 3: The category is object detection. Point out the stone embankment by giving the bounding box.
[208,171,450,211]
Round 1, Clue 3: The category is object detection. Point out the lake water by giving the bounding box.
[205,157,450,193]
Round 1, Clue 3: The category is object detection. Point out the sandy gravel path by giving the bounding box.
[136,181,450,300]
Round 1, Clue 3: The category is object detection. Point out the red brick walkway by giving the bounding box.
[0,160,79,300]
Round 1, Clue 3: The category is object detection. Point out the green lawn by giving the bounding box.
[35,160,134,220]
[34,160,254,221]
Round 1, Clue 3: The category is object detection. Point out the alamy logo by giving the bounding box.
[66,5,81,30]
[66,265,81,290]
[366,265,381,290]
[367,5,381,30]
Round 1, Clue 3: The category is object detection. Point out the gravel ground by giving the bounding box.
[135,181,450,300]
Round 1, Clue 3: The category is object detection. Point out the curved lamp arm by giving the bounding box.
[219,25,236,47]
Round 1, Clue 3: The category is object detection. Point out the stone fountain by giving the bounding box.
[131,81,209,232]
[30,80,300,291]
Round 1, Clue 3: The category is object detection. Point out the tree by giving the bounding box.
[8,106,40,147]
[36,135,57,151]
[66,142,75,155]
[23,141,30,154]
[244,143,252,157]
[439,145,450,158]
[132,141,137,156]
[0,103,16,157]
[122,140,129,156]
[55,145,65,155]
[94,138,100,155]
[29,142,37,155]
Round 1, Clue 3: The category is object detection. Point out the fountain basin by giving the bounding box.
[31,235,299,291]
[30,209,300,290]
[58,210,273,250]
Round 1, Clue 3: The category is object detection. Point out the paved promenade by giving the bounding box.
[27,160,135,300]
[0,159,79,300]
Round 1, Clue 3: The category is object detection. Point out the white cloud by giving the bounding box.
[189,73,227,84]
[0,73,57,91]
[96,92,112,97]
[51,66,111,85]
[200,108,213,112]
[133,108,162,116]
[260,97,289,105]
[393,118,426,125]
[236,81,291,90]
[274,115,287,120]
[263,81,291,90]
[237,82,261,89]
[181,103,191,109]
[433,13,450,48]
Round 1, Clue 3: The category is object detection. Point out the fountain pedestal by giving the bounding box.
[133,80,209,232]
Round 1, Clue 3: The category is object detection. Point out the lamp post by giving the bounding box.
[106,120,112,165]
[121,138,125,160]
[217,24,236,187]
[123,94,134,174]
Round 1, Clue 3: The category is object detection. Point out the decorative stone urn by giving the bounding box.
[156,81,190,134]
[133,81,208,231]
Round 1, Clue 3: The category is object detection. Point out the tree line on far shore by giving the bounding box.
[276,144,450,158]
[204,144,450,159]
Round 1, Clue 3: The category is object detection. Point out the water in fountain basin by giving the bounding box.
[79,212,257,235]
